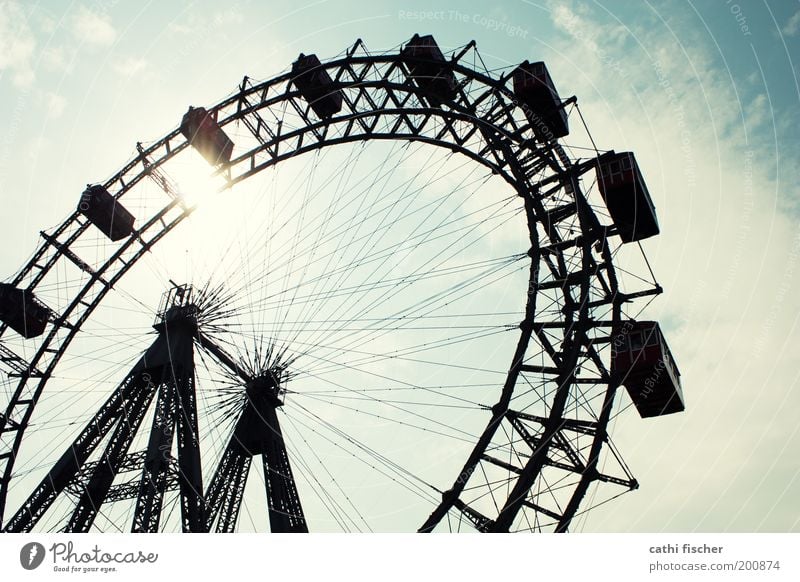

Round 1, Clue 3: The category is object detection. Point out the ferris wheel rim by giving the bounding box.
[0,39,634,532]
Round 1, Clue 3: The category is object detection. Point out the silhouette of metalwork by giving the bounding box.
[0,36,683,532]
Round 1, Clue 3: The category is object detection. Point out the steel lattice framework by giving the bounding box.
[0,38,662,532]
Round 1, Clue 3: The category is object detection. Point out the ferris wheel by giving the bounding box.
[0,35,684,533]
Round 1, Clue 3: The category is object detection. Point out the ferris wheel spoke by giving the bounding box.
[287,163,488,339]
[273,260,524,372]
[288,401,440,505]
[276,418,357,532]
[295,392,476,444]
[220,141,411,304]
[231,155,484,296]
[290,355,486,441]
[296,205,518,354]
[272,144,417,335]
[230,184,514,316]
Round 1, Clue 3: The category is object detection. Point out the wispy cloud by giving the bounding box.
[45,92,66,118]
[40,46,70,72]
[112,56,148,77]
[212,7,244,27]
[25,136,51,163]
[782,9,800,36]
[0,0,36,87]
[168,6,244,35]
[72,5,116,46]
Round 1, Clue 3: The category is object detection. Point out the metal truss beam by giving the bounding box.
[3,354,156,532]
[66,383,157,532]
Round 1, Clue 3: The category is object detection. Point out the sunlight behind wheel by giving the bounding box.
[170,153,227,208]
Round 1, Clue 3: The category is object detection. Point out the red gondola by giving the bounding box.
[291,53,343,119]
[401,34,457,105]
[512,61,569,139]
[179,106,234,166]
[612,321,684,418]
[78,185,135,241]
[596,151,659,243]
[0,284,50,339]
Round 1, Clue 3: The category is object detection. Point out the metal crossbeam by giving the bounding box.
[66,384,157,532]
[0,343,42,378]
[3,363,154,532]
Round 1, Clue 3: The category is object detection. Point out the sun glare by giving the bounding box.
[170,151,228,207]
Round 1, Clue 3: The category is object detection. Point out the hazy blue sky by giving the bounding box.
[0,0,799,532]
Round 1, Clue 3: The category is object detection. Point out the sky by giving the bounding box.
[0,0,799,533]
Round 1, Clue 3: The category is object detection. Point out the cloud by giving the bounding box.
[37,11,56,34]
[112,56,148,77]
[782,10,800,36]
[40,46,68,71]
[72,5,116,46]
[168,6,244,35]
[550,1,629,56]
[25,136,50,162]
[0,0,36,87]
[45,92,66,118]
[743,93,768,132]
[167,21,193,35]
[212,7,244,27]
